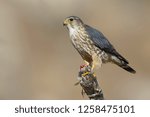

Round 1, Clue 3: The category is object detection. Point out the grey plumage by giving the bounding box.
[63,16,136,74]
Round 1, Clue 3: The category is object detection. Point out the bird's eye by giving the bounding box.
[69,18,74,21]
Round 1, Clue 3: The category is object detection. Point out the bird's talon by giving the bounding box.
[82,72,90,76]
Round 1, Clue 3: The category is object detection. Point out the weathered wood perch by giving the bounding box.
[75,65,104,100]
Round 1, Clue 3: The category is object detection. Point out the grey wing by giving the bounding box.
[85,25,129,64]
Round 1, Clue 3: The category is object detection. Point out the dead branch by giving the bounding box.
[75,65,104,100]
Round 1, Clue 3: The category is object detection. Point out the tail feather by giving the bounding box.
[111,55,136,74]
[118,64,136,74]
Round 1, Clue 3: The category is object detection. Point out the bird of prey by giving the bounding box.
[63,16,136,74]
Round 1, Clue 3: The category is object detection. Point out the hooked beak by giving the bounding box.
[63,20,68,26]
[63,23,66,26]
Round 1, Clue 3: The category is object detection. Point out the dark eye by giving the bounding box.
[69,18,74,21]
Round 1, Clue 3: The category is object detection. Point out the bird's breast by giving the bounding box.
[70,31,93,53]
[68,27,110,66]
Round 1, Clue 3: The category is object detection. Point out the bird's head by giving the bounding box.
[63,16,84,29]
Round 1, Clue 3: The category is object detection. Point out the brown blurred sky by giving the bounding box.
[0,0,150,99]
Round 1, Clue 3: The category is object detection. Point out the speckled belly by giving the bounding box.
[70,31,110,67]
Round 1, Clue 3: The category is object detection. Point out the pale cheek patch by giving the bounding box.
[69,27,77,37]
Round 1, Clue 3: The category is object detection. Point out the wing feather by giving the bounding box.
[85,25,129,64]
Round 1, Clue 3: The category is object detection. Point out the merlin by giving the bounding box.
[63,16,136,74]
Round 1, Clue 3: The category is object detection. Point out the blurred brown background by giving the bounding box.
[0,0,149,99]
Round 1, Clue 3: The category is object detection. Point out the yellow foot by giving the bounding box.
[84,60,89,66]
[82,71,90,77]
[91,64,95,70]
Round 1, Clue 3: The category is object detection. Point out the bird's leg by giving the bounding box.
[91,64,95,70]
[89,64,96,77]
[84,60,90,66]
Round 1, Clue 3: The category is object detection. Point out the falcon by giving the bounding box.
[63,16,136,74]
